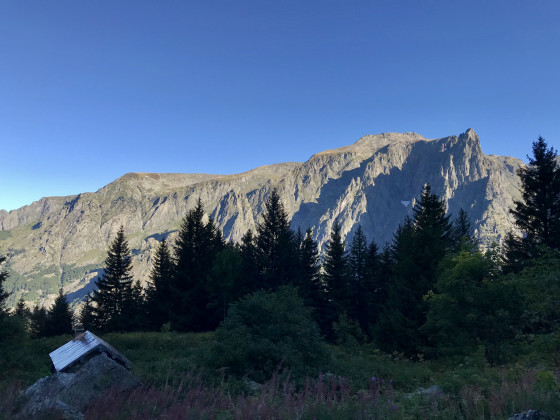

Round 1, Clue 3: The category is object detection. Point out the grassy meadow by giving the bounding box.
[1,331,559,419]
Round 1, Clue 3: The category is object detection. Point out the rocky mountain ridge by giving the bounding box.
[0,129,523,308]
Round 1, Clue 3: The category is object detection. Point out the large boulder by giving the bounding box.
[19,352,140,419]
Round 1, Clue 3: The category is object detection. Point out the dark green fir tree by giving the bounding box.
[146,238,174,330]
[504,136,560,272]
[451,208,476,252]
[90,225,134,332]
[376,185,453,355]
[80,294,96,331]
[171,199,224,331]
[348,225,373,335]
[29,304,49,338]
[46,288,74,336]
[255,189,297,290]
[322,220,349,340]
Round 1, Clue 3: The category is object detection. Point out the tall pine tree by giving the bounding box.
[239,229,260,294]
[80,294,96,332]
[376,185,453,355]
[46,288,74,336]
[322,220,349,340]
[255,189,297,290]
[295,228,327,327]
[90,225,134,332]
[146,238,174,330]
[504,137,560,272]
[348,225,374,334]
[451,208,476,252]
[29,305,49,338]
[172,199,224,331]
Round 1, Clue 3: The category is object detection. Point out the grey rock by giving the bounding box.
[416,384,444,399]
[0,128,524,309]
[508,410,552,420]
[243,379,263,393]
[19,353,140,419]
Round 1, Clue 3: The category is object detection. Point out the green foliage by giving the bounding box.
[29,304,48,339]
[90,225,135,332]
[207,286,331,382]
[239,229,260,293]
[80,294,95,331]
[347,226,378,337]
[254,188,298,289]
[1,330,560,419]
[511,248,560,334]
[376,184,454,356]
[206,244,243,326]
[46,288,74,336]
[171,198,224,332]
[333,312,365,348]
[535,370,557,393]
[145,238,174,330]
[423,249,521,363]
[505,136,560,272]
[0,315,28,381]
[322,220,349,340]
[451,208,477,252]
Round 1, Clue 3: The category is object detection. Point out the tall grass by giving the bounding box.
[2,332,559,419]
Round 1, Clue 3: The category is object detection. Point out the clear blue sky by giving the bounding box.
[1,1,559,211]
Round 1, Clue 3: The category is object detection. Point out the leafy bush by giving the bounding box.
[206,286,331,382]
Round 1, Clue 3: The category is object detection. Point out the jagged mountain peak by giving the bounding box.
[0,128,523,310]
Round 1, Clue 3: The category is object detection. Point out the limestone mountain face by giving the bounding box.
[0,129,522,308]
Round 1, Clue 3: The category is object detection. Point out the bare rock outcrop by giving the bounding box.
[0,128,523,308]
[19,353,140,419]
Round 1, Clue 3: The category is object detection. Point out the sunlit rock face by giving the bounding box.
[0,129,522,307]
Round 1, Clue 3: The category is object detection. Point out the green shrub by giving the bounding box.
[206,286,332,382]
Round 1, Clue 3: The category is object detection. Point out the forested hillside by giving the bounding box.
[0,129,523,310]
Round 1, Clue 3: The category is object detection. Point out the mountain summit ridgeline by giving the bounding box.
[0,129,522,307]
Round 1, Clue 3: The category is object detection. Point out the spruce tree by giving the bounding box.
[146,238,174,330]
[322,220,349,340]
[80,294,96,331]
[370,244,391,325]
[15,296,29,318]
[452,208,476,251]
[14,296,30,331]
[172,199,224,331]
[255,189,297,289]
[239,229,260,294]
[348,225,373,334]
[376,185,453,355]
[46,288,74,336]
[296,228,321,302]
[29,305,49,338]
[128,281,146,331]
[296,228,327,327]
[90,225,134,332]
[207,244,243,325]
[505,136,560,272]
[375,217,416,352]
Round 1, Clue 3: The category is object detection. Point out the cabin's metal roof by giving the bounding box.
[49,330,132,372]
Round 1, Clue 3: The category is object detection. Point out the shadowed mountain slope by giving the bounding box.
[0,129,522,308]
